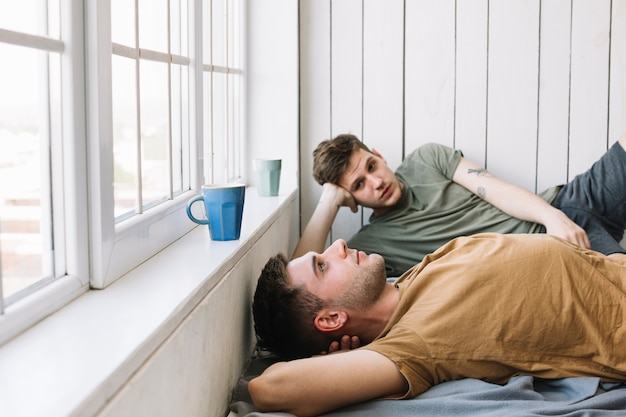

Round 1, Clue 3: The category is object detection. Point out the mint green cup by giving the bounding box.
[253,159,281,197]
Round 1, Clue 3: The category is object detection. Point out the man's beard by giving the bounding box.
[332,254,387,311]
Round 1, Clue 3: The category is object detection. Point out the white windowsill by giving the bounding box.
[0,186,297,417]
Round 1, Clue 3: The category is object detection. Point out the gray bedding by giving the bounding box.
[230,360,626,417]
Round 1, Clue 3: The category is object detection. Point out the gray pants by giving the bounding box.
[549,141,626,255]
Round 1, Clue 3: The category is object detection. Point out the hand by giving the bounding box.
[319,335,361,355]
[543,210,591,249]
[321,183,358,213]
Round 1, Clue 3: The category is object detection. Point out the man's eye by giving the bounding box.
[318,262,326,272]
[368,162,375,171]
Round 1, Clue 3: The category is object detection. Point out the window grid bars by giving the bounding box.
[206,0,214,184]
[223,0,229,183]
[0,28,64,53]
[113,0,194,217]
[0,23,62,310]
[167,0,174,201]
[133,0,143,214]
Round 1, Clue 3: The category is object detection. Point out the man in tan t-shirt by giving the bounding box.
[250,233,626,417]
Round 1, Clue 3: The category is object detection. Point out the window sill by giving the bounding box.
[0,186,297,417]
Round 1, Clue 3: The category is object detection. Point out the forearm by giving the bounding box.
[453,158,560,225]
[481,180,561,225]
[291,184,356,259]
[248,351,408,417]
[453,157,590,248]
[291,198,339,259]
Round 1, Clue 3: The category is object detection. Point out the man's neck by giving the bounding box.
[345,283,400,344]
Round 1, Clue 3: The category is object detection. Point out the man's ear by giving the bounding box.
[314,310,348,333]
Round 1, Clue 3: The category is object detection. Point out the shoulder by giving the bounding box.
[407,142,459,158]
[399,143,464,179]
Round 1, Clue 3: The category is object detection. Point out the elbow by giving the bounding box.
[248,375,279,412]
[249,376,314,417]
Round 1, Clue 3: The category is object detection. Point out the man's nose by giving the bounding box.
[329,239,348,258]
[368,174,384,189]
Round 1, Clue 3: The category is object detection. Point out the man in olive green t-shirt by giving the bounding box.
[293,134,626,276]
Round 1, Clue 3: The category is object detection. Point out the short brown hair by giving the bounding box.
[312,134,372,185]
[252,253,335,359]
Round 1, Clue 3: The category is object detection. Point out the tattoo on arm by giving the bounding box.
[467,168,490,199]
[467,168,489,177]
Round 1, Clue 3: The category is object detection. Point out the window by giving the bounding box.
[0,0,69,314]
[0,0,244,344]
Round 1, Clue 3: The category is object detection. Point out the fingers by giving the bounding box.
[322,183,357,210]
[323,335,361,356]
[579,232,591,250]
[337,188,358,213]
[560,230,590,250]
[545,213,591,250]
[350,335,361,349]
[340,335,360,350]
[570,234,590,249]
[326,340,340,354]
[339,335,351,350]
[571,225,590,249]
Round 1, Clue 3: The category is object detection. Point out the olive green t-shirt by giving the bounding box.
[364,233,626,399]
[347,143,560,276]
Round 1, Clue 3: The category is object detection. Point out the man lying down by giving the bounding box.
[249,233,626,417]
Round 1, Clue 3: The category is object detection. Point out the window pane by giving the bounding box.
[171,63,189,195]
[202,72,213,183]
[138,0,168,52]
[202,0,212,65]
[140,60,170,207]
[0,0,46,37]
[112,54,139,219]
[170,0,188,57]
[228,0,241,68]
[111,0,136,47]
[0,43,54,300]
[212,0,226,67]
[211,72,227,183]
[228,73,242,181]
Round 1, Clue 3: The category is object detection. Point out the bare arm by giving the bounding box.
[248,349,408,417]
[453,157,591,249]
[291,183,358,259]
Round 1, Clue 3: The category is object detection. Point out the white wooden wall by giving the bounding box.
[299,0,626,245]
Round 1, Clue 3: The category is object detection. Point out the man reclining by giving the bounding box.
[295,135,626,276]
[250,233,626,417]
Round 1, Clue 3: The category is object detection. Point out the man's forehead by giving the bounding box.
[340,149,372,184]
[286,254,312,287]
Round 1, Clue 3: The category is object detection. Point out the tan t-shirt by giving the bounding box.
[364,233,626,399]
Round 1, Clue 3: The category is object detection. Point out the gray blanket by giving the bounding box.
[231,375,626,416]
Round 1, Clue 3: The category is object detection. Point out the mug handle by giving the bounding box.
[186,195,210,225]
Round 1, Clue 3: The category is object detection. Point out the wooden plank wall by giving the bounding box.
[299,0,626,246]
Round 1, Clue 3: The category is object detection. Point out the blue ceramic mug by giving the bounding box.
[186,184,246,241]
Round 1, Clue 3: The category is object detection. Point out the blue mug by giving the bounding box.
[186,184,246,241]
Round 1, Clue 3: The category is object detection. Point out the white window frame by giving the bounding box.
[0,1,90,345]
[0,0,245,344]
[87,0,244,289]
